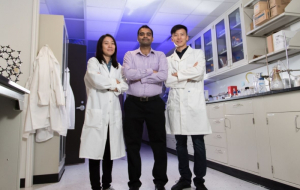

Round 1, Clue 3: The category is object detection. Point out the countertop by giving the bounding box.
[0,75,29,94]
[206,86,300,104]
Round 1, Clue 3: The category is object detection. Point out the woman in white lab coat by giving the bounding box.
[79,34,128,190]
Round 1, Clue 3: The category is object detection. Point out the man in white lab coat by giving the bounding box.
[165,25,212,190]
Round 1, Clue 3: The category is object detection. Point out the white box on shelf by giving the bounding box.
[273,30,286,52]
[273,30,298,51]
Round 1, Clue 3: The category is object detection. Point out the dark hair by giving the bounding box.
[137,25,153,37]
[95,34,118,69]
[171,24,188,35]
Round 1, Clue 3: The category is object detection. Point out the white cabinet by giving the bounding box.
[189,1,266,84]
[34,14,68,179]
[206,145,228,164]
[267,112,300,185]
[225,114,258,173]
[205,103,228,163]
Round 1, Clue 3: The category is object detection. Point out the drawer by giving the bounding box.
[206,145,228,164]
[264,91,300,112]
[204,133,227,148]
[225,100,253,115]
[209,118,225,133]
[207,103,225,118]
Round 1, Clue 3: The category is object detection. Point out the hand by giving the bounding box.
[116,79,120,84]
[97,72,101,74]
[114,88,118,92]
[193,62,198,67]
[187,79,191,82]
[132,79,141,83]
[153,70,158,73]
[172,72,178,77]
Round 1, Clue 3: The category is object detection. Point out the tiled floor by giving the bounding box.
[22,143,267,190]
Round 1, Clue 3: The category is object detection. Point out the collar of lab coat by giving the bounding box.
[171,46,193,62]
[100,61,115,77]
[37,45,60,65]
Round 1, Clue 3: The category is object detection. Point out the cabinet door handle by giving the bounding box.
[224,118,231,129]
[214,120,221,124]
[295,115,300,132]
[213,106,220,109]
[215,149,223,154]
[216,135,222,139]
[233,103,243,107]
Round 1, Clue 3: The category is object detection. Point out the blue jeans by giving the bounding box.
[175,135,207,187]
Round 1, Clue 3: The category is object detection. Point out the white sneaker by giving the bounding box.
[103,187,115,190]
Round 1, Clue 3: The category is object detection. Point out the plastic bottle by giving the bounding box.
[258,77,266,93]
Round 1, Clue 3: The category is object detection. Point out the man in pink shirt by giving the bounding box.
[123,25,168,190]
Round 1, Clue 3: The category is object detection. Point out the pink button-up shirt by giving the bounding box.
[123,48,168,97]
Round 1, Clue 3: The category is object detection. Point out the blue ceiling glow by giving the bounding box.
[87,40,98,52]
[115,23,144,41]
[65,20,85,39]
[121,0,162,23]
[45,0,84,19]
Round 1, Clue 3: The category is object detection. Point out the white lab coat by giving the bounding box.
[23,45,67,139]
[165,47,212,135]
[65,68,75,130]
[79,57,128,160]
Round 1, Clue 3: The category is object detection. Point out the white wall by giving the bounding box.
[205,22,300,96]
[0,0,39,182]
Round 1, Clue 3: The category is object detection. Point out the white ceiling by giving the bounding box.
[40,0,239,63]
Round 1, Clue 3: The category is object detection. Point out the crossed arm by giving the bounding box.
[84,58,128,94]
[165,50,205,88]
[123,52,168,83]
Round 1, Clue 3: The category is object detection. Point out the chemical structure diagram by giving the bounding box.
[0,45,23,83]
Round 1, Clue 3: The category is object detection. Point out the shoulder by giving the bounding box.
[153,50,165,56]
[125,49,138,56]
[192,48,204,56]
[88,57,100,65]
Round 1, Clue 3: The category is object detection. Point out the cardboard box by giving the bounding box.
[250,22,254,30]
[254,1,269,15]
[270,5,286,17]
[267,35,274,53]
[254,9,270,26]
[273,30,285,52]
[269,0,291,8]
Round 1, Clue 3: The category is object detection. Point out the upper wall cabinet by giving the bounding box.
[189,1,267,84]
[204,28,214,74]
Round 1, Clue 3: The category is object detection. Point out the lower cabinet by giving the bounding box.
[225,114,258,173]
[206,145,228,163]
[267,112,300,185]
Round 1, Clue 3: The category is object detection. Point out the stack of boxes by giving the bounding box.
[252,0,292,28]
[270,0,292,18]
[251,0,293,54]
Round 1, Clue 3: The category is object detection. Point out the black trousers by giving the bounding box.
[123,96,168,188]
[89,128,113,190]
[175,135,207,187]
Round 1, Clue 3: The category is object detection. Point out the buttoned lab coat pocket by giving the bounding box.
[187,88,203,110]
[84,109,103,129]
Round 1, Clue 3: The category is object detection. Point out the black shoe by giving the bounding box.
[129,187,139,190]
[155,184,166,190]
[171,179,191,190]
[196,183,208,190]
